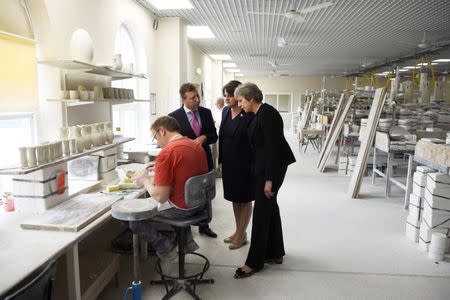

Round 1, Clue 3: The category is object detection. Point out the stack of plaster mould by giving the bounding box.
[419,172,450,254]
[338,156,348,175]
[406,166,432,242]
[347,156,357,176]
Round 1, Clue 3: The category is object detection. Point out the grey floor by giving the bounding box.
[99,136,450,300]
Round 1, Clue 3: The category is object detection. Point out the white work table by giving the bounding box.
[0,187,146,299]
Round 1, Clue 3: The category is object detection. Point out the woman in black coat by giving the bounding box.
[233,82,296,278]
[219,80,254,249]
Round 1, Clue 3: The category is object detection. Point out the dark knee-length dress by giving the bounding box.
[219,108,253,203]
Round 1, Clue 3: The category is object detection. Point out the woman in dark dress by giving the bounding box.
[233,82,296,278]
[219,80,254,250]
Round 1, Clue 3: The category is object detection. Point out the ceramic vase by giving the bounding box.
[18,147,28,168]
[59,127,69,140]
[81,125,92,150]
[97,123,106,145]
[112,54,122,70]
[26,146,37,167]
[90,124,102,147]
[69,126,83,153]
[105,122,114,144]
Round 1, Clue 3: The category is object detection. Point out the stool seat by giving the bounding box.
[111,198,159,221]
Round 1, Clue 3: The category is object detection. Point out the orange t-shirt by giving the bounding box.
[153,136,208,209]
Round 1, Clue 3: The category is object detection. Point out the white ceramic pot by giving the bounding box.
[18,147,28,168]
[59,127,69,140]
[112,54,122,70]
[105,122,114,144]
[60,90,70,99]
[62,139,70,157]
[69,139,78,155]
[26,146,37,167]
[90,124,101,147]
[69,126,83,153]
[81,125,92,150]
[79,91,89,101]
[36,145,46,165]
[69,90,79,99]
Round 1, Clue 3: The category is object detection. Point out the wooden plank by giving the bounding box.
[318,95,355,172]
[299,95,315,130]
[20,193,123,231]
[317,93,347,168]
[348,88,387,199]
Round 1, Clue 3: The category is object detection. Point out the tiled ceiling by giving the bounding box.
[137,0,450,76]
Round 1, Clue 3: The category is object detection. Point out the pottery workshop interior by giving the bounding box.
[1,0,450,299]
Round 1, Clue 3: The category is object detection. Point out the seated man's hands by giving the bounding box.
[144,161,156,172]
[133,170,152,188]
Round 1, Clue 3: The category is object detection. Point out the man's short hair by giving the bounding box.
[151,116,181,132]
[179,82,197,99]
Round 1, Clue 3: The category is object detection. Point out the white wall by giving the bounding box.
[239,75,346,109]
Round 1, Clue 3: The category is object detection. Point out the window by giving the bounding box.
[263,93,293,113]
[0,113,36,194]
[112,25,139,141]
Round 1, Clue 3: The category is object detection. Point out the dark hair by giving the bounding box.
[234,82,263,103]
[179,82,197,99]
[151,116,181,132]
[222,80,242,97]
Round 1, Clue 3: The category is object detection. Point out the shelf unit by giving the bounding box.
[0,137,134,175]
[38,60,147,80]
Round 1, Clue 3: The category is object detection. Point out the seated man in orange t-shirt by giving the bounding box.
[133,116,208,261]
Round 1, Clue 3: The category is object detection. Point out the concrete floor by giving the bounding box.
[99,136,450,299]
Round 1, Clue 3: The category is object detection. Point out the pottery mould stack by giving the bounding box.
[406,166,431,242]
[419,172,450,256]
[12,162,68,213]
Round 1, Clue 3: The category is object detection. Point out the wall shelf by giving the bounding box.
[38,59,147,80]
[0,137,135,175]
[46,99,142,107]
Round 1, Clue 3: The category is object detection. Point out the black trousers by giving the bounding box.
[245,167,287,270]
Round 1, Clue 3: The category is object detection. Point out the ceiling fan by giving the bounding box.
[269,60,292,68]
[247,1,333,23]
[277,36,309,47]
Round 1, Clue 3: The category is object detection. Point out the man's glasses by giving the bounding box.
[152,130,159,144]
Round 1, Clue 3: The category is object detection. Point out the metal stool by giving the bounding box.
[150,170,216,300]
[111,198,159,300]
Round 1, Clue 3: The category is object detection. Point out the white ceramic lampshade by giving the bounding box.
[70,29,94,63]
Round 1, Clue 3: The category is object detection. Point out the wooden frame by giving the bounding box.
[348,87,387,199]
[298,95,315,130]
[318,94,355,172]
[317,93,347,168]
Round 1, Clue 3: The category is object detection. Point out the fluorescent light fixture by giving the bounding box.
[226,68,240,73]
[187,26,215,39]
[399,69,409,72]
[404,63,438,69]
[146,0,193,9]
[210,54,231,60]
[433,59,450,62]
[223,62,237,68]
[235,73,244,77]
[404,66,417,69]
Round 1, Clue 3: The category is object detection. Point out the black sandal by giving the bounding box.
[264,257,283,264]
[234,267,257,279]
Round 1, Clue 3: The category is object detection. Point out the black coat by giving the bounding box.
[169,106,218,171]
[248,103,296,185]
[218,107,254,202]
